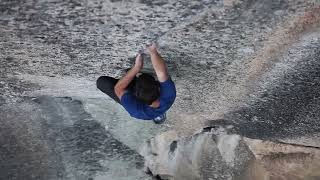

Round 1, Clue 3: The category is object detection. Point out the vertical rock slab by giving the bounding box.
[142,127,320,180]
[141,128,254,180]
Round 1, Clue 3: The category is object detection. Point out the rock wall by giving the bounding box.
[141,128,253,180]
[141,126,320,180]
[0,96,148,179]
[1,0,320,179]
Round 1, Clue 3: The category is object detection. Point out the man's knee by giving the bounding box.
[96,76,118,91]
[96,76,105,89]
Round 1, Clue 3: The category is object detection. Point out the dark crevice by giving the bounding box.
[169,141,177,153]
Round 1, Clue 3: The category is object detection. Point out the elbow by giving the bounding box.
[114,84,118,91]
[114,85,125,98]
[114,83,122,91]
[157,72,169,82]
[114,85,120,97]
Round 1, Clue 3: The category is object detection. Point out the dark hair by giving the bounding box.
[135,73,160,105]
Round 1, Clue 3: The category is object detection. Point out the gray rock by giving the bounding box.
[1,0,320,179]
[0,96,149,180]
[141,128,254,180]
[141,127,320,180]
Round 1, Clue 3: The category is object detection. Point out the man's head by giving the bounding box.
[135,73,160,105]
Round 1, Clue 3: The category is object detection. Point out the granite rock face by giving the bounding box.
[141,128,254,180]
[1,0,320,179]
[141,127,320,180]
[0,96,148,180]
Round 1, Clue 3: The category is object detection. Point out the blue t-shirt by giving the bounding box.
[120,78,176,120]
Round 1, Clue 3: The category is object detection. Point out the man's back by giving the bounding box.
[121,77,176,120]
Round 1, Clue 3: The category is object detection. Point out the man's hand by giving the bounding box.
[146,43,157,54]
[147,43,169,82]
[134,53,144,71]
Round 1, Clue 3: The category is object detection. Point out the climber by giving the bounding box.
[96,43,176,124]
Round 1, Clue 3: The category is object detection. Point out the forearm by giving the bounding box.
[114,67,139,98]
[150,50,168,82]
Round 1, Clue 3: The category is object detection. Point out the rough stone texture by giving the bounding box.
[1,0,320,179]
[216,30,320,146]
[166,2,320,136]
[141,127,320,180]
[141,128,254,180]
[0,96,148,180]
[243,138,320,180]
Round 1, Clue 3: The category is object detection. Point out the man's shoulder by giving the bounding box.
[160,78,176,98]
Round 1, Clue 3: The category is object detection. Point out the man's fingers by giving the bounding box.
[146,42,157,54]
[145,41,153,46]
[146,42,156,48]
[135,53,144,65]
[138,49,144,55]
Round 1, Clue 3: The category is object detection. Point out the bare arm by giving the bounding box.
[114,54,143,99]
[148,44,169,82]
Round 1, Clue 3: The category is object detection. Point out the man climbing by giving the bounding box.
[96,43,176,124]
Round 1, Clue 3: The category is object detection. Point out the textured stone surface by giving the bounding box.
[166,1,320,136]
[207,29,320,147]
[1,0,320,179]
[0,96,148,180]
[141,127,320,180]
[243,138,320,180]
[141,128,254,180]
